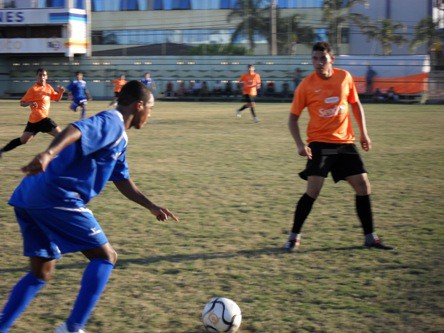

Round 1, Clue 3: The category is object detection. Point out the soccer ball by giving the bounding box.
[202,297,242,333]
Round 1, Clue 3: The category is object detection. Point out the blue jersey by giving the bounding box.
[141,78,155,89]
[9,110,130,209]
[66,80,88,102]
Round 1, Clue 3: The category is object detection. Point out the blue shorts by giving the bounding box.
[70,99,87,111]
[14,206,109,259]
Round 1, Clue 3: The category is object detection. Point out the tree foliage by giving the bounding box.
[410,16,441,52]
[322,0,369,55]
[356,18,408,55]
[227,0,316,54]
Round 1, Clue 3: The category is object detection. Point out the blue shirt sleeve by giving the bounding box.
[72,111,123,156]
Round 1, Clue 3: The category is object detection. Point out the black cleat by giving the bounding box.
[364,239,394,250]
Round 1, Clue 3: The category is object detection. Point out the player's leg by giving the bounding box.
[0,264,48,332]
[346,173,393,250]
[285,176,324,250]
[249,98,259,122]
[235,95,250,117]
[285,143,331,251]
[0,131,35,158]
[80,106,86,119]
[61,244,116,332]
[41,207,116,333]
[0,208,58,332]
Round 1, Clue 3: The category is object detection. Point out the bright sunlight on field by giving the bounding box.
[0,99,443,332]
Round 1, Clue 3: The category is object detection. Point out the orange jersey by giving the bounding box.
[20,83,61,123]
[239,73,261,96]
[113,79,127,93]
[290,68,359,144]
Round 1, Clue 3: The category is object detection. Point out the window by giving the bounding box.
[120,0,138,10]
[171,0,191,9]
[220,0,239,9]
[278,0,323,8]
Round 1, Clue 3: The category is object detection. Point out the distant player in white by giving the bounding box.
[0,81,179,333]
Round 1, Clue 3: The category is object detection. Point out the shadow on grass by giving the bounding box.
[0,245,368,274]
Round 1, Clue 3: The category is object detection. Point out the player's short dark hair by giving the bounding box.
[248,64,254,69]
[312,42,334,56]
[117,80,152,107]
[36,67,47,75]
[75,71,83,75]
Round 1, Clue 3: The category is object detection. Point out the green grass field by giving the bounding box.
[0,99,443,333]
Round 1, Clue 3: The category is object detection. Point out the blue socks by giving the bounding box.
[0,272,46,333]
[66,258,114,332]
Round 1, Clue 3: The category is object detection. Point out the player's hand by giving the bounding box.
[29,102,38,108]
[21,151,53,176]
[150,205,179,222]
[298,145,312,159]
[360,134,372,152]
[58,86,66,93]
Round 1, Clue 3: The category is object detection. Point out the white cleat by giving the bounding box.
[55,323,86,333]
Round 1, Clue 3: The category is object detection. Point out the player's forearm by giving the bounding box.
[113,179,156,210]
[288,114,305,148]
[20,101,33,107]
[351,102,368,135]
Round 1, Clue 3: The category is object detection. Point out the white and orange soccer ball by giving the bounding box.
[202,297,242,333]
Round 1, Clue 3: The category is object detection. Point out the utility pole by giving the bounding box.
[270,0,277,55]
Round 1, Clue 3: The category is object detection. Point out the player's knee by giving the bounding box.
[20,136,33,144]
[32,266,54,282]
[106,248,118,265]
[355,179,371,196]
[306,188,321,199]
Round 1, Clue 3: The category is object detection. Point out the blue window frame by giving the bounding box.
[172,0,191,9]
[220,0,239,9]
[154,0,164,9]
[120,0,138,10]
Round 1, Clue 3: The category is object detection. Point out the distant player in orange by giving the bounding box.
[284,42,393,252]
[235,64,261,123]
[109,74,127,107]
[0,68,65,158]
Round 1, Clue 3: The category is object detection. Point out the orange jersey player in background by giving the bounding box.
[0,68,65,158]
[235,64,261,123]
[109,74,127,107]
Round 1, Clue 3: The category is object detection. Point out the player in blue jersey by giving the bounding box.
[0,81,179,333]
[141,71,156,93]
[66,71,92,119]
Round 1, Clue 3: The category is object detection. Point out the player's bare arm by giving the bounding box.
[288,113,312,159]
[113,179,179,222]
[21,125,81,175]
[351,101,372,151]
[56,86,66,101]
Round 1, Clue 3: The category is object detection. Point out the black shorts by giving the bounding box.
[243,94,255,103]
[24,118,58,134]
[114,92,120,98]
[299,142,367,183]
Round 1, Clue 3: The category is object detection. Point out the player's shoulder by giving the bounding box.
[333,68,352,78]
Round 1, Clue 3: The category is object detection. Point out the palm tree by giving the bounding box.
[322,0,369,55]
[227,0,269,51]
[410,16,441,53]
[358,18,408,55]
[228,1,316,55]
[276,13,317,55]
